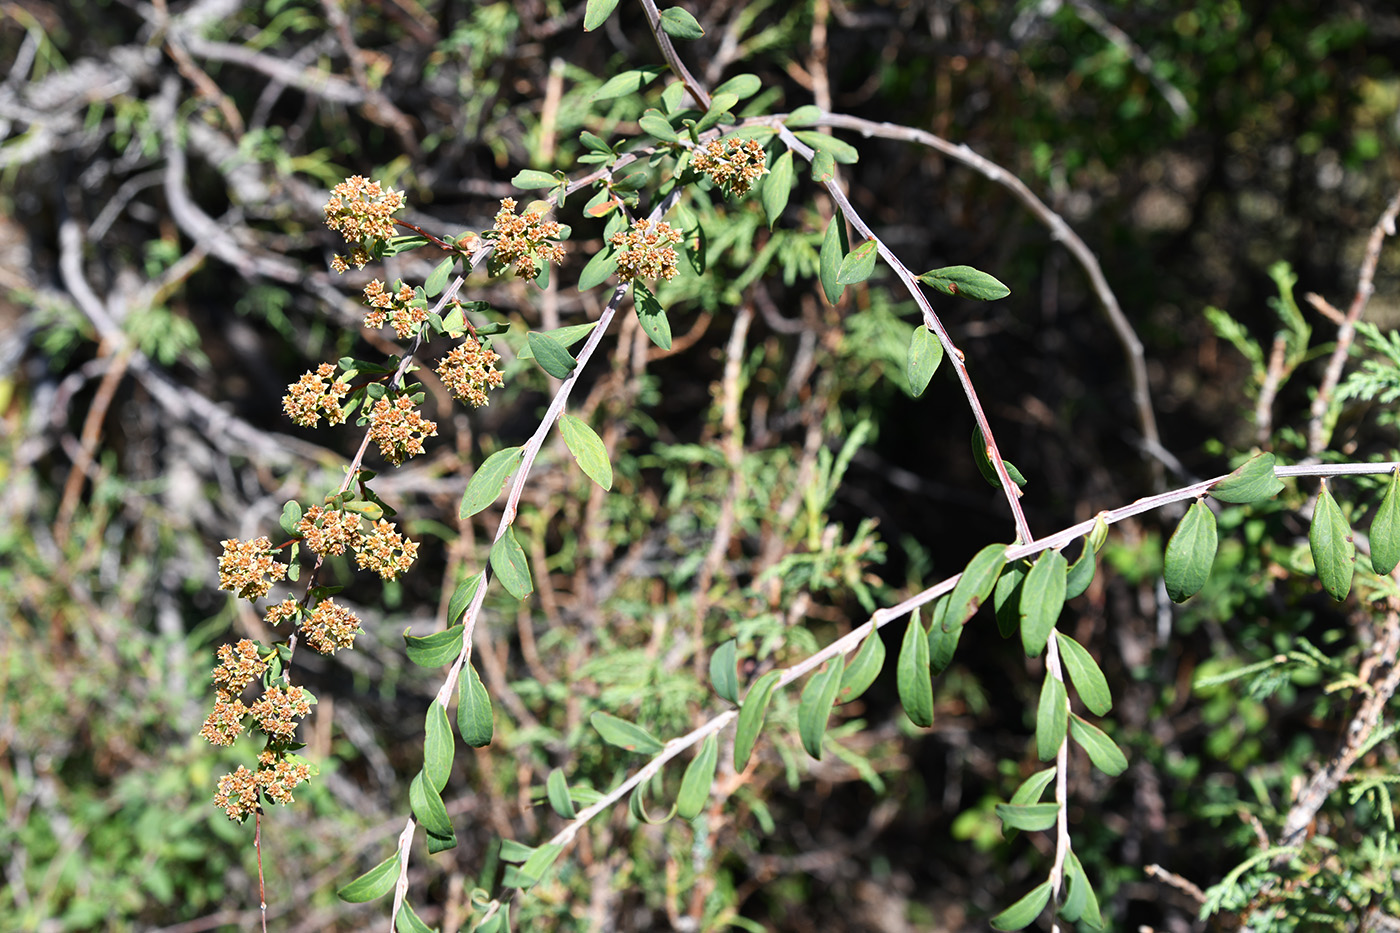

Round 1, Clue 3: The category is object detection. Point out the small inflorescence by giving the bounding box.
[611,218,684,283]
[325,175,406,271]
[283,363,352,428]
[437,335,505,408]
[489,197,566,278]
[217,537,288,600]
[367,394,438,465]
[362,279,428,339]
[691,137,768,197]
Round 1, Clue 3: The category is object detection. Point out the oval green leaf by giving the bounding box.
[458,661,493,747]
[1208,451,1284,503]
[995,802,1059,833]
[633,281,673,350]
[511,169,557,190]
[516,322,597,359]
[797,658,845,759]
[1372,469,1400,575]
[409,770,452,837]
[761,150,794,229]
[785,104,822,127]
[677,733,719,820]
[1164,499,1217,602]
[994,560,1028,639]
[713,73,761,101]
[590,711,664,755]
[423,701,454,791]
[1064,852,1105,929]
[546,768,576,819]
[447,571,483,626]
[928,607,961,676]
[734,670,781,770]
[792,130,859,164]
[990,880,1053,931]
[917,265,1011,301]
[710,639,739,704]
[590,65,664,101]
[337,853,400,903]
[907,325,943,397]
[897,609,934,727]
[835,239,878,285]
[280,499,303,538]
[558,413,612,491]
[638,109,678,143]
[838,628,885,703]
[659,6,704,39]
[1069,716,1128,776]
[1064,544,1095,600]
[809,149,835,184]
[1035,673,1067,761]
[819,211,848,305]
[583,0,621,31]
[513,842,563,889]
[1020,549,1067,658]
[526,331,578,380]
[628,780,677,825]
[1010,766,1057,805]
[459,446,524,519]
[489,527,533,600]
[395,901,435,933]
[577,246,618,291]
[945,543,1010,631]
[1311,480,1355,600]
[1056,633,1112,715]
[405,625,464,668]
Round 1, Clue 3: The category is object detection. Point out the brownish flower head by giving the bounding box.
[324,175,405,243]
[691,138,768,196]
[301,597,362,654]
[217,537,288,600]
[436,337,505,408]
[610,218,683,283]
[490,197,566,278]
[355,519,418,581]
[367,394,437,465]
[210,639,268,695]
[256,755,312,805]
[214,765,261,821]
[200,696,248,747]
[248,684,312,740]
[296,504,364,557]
[283,363,351,428]
[362,280,428,339]
[264,597,302,628]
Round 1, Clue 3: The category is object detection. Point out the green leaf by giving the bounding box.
[638,109,678,143]
[677,734,719,820]
[490,527,533,600]
[970,424,1025,489]
[394,901,436,933]
[797,658,845,759]
[558,413,612,491]
[409,770,452,837]
[838,628,885,703]
[425,827,456,855]
[516,322,597,358]
[1064,544,1096,600]
[459,447,524,519]
[995,802,1059,832]
[474,903,510,933]
[1311,480,1355,600]
[1020,549,1068,658]
[710,639,739,704]
[1063,852,1105,929]
[1035,673,1067,761]
[590,711,664,755]
[1209,452,1284,503]
[897,609,934,727]
[1164,499,1217,602]
[447,572,482,626]
[511,169,557,190]
[628,780,676,825]
[684,222,706,274]
[513,843,563,889]
[761,150,794,229]
[591,66,665,101]
[582,0,620,31]
[337,853,400,903]
[525,331,578,380]
[546,768,576,819]
[734,670,781,770]
[713,73,761,101]
[578,247,618,291]
[906,325,944,397]
[990,880,1053,931]
[1069,716,1128,776]
[945,544,1010,631]
[1009,766,1057,805]
[499,839,534,863]
[280,500,303,538]
[819,211,848,305]
[659,6,704,39]
[424,702,454,791]
[1056,633,1112,715]
[405,626,464,668]
[917,265,1011,301]
[927,605,961,676]
[994,560,1028,639]
[792,130,858,164]
[785,105,822,127]
[698,93,740,131]
[633,281,672,350]
[458,662,493,747]
[809,149,835,183]
[835,239,878,285]
[1372,469,1400,575]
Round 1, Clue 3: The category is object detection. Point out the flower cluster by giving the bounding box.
[217,537,288,600]
[324,176,405,243]
[437,336,505,408]
[213,755,312,820]
[367,394,437,464]
[264,597,302,627]
[489,197,566,277]
[248,684,312,741]
[301,598,363,654]
[255,752,312,806]
[296,504,364,556]
[200,695,248,747]
[691,137,768,196]
[211,639,269,694]
[362,278,428,339]
[355,519,418,581]
[283,363,352,428]
[610,218,684,283]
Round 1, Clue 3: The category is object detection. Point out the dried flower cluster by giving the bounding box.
[213,755,312,820]
[324,176,405,243]
[283,363,352,428]
[248,684,312,741]
[610,218,684,283]
[362,279,428,339]
[301,598,363,654]
[367,394,438,464]
[437,336,505,408]
[296,504,364,556]
[489,197,566,277]
[691,137,768,196]
[217,537,288,600]
[354,519,419,581]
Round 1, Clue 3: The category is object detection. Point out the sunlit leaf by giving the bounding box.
[677,734,719,820]
[1209,452,1284,503]
[1019,549,1067,658]
[1036,673,1067,761]
[1372,469,1400,575]
[917,265,1010,300]
[457,661,493,747]
[897,609,934,727]
[337,853,400,903]
[907,325,943,397]
[990,880,1053,931]
[797,658,845,759]
[1311,480,1355,600]
[734,670,781,770]
[838,628,885,703]
[489,527,533,599]
[558,414,612,491]
[459,447,523,519]
[1069,716,1128,776]
[1164,499,1217,602]
[1056,633,1112,715]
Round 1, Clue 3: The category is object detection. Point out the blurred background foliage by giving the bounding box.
[2,0,1400,930]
